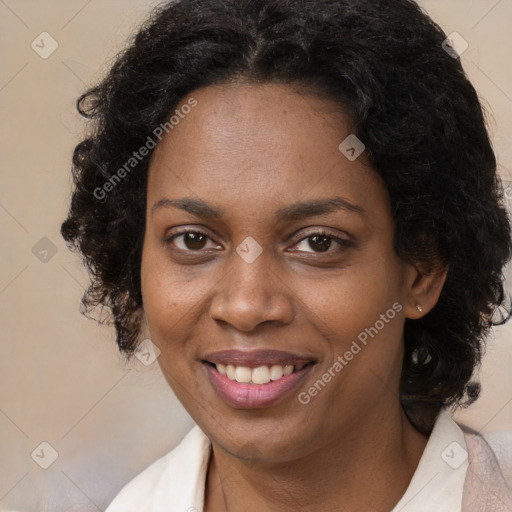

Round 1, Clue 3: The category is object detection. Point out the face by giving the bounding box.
[141,83,417,462]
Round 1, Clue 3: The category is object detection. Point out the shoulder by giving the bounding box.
[460,425,512,511]
[105,425,211,512]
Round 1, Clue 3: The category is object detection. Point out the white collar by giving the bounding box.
[392,409,468,512]
[105,409,468,511]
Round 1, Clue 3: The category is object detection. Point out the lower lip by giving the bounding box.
[204,363,314,409]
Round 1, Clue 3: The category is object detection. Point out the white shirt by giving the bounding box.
[103,410,483,512]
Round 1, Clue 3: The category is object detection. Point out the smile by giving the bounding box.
[203,349,316,408]
[214,362,308,384]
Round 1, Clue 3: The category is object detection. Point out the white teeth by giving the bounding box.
[283,365,294,375]
[269,364,283,381]
[251,366,271,384]
[215,363,307,384]
[234,366,252,383]
[226,364,236,380]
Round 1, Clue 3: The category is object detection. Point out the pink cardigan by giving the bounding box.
[461,428,512,511]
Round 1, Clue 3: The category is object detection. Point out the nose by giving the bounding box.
[208,248,294,332]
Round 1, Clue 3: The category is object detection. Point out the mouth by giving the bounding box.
[205,361,313,384]
[202,349,317,408]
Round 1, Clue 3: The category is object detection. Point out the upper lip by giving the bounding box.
[204,349,317,368]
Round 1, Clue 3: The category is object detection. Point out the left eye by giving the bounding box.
[292,234,346,253]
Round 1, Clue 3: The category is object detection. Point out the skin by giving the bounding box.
[140,82,447,512]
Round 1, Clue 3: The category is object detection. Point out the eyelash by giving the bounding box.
[165,229,219,251]
[164,229,351,254]
[290,231,351,253]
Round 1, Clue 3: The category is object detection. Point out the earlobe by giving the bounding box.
[404,264,448,319]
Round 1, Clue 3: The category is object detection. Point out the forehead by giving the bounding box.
[147,82,387,219]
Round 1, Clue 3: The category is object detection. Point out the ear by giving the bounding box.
[403,263,448,319]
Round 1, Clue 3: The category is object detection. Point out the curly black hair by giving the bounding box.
[61,0,511,434]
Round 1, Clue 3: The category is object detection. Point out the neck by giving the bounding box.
[204,404,428,512]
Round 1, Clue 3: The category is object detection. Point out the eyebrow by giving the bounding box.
[151,196,365,221]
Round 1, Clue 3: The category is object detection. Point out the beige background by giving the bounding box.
[0,1,511,510]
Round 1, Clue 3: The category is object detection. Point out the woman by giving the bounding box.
[61,0,512,510]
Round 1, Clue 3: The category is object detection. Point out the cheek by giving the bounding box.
[141,247,204,401]
[294,250,406,374]
[302,261,402,334]
[141,241,187,346]
[140,240,215,356]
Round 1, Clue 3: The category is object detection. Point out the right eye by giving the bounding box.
[165,230,222,252]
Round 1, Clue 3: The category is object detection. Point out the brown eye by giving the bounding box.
[167,231,220,251]
[291,232,351,254]
[307,235,332,252]
[183,232,207,249]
